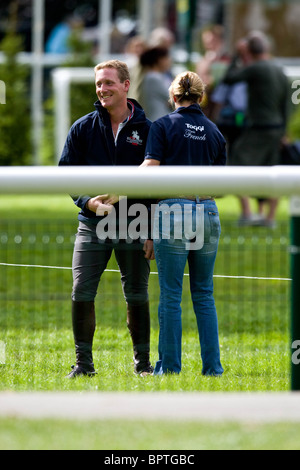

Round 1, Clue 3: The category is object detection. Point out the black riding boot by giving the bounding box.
[127,301,153,375]
[66,300,97,378]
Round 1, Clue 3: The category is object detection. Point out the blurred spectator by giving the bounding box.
[211,38,250,156]
[223,31,290,227]
[125,35,148,61]
[128,27,175,106]
[149,27,175,49]
[212,81,248,149]
[45,15,83,54]
[196,25,230,119]
[139,47,172,121]
[149,27,175,84]
[125,36,148,103]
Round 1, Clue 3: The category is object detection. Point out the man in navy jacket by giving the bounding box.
[59,60,154,378]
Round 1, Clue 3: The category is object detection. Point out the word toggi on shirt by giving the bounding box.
[145,104,227,166]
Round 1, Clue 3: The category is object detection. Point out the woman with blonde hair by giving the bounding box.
[142,71,226,376]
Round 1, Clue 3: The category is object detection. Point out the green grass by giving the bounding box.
[1,418,300,450]
[0,194,291,392]
[0,194,294,449]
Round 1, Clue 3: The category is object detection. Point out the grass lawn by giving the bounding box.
[0,194,296,449]
[0,418,300,450]
[0,194,291,392]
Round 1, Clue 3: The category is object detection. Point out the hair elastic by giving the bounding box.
[184,78,191,96]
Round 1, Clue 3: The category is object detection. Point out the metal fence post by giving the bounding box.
[290,196,300,390]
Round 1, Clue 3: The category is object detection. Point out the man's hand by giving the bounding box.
[143,240,155,260]
[104,194,119,205]
[86,194,119,215]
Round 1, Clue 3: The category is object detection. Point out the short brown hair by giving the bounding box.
[169,71,205,105]
[140,47,169,68]
[247,31,271,56]
[94,60,130,83]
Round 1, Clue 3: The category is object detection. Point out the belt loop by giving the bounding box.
[196,196,200,204]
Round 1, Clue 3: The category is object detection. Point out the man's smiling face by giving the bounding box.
[95,67,130,111]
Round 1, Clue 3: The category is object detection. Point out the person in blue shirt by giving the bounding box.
[45,16,83,54]
[141,71,226,376]
[59,60,154,378]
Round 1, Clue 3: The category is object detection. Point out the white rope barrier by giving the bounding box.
[0,263,292,282]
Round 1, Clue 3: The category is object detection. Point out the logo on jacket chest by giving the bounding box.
[126,130,143,146]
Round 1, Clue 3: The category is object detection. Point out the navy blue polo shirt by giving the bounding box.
[145,104,227,166]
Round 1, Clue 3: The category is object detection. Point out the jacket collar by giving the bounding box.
[173,103,204,115]
[94,98,147,124]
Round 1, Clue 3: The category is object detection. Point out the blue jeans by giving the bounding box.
[153,198,224,376]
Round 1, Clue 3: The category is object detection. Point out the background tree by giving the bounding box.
[0,31,32,165]
[42,29,95,165]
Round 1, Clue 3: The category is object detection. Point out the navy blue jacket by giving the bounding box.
[145,104,226,166]
[59,99,152,225]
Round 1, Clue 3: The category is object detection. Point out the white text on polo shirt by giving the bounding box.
[184,123,206,141]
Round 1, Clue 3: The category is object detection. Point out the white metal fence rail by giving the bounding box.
[0,165,300,197]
